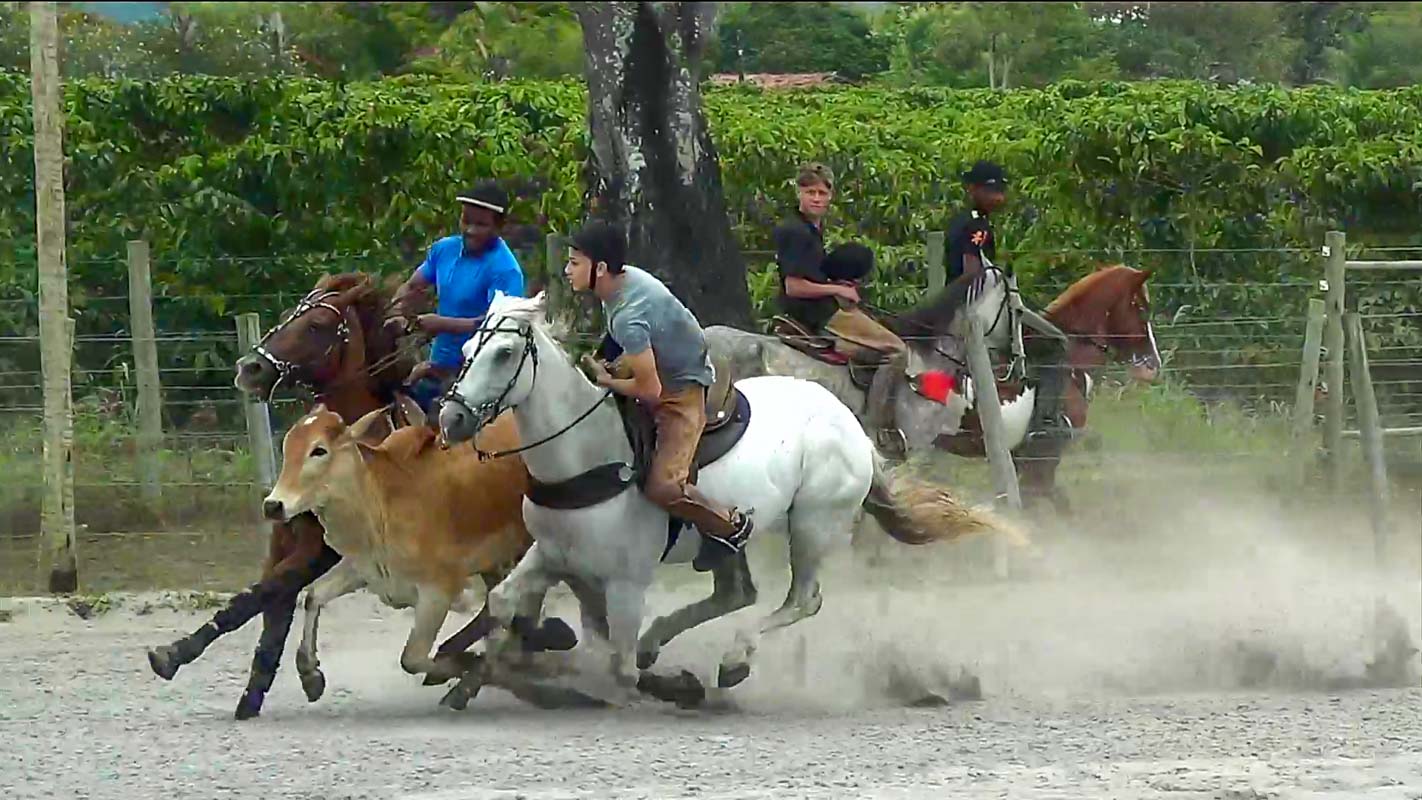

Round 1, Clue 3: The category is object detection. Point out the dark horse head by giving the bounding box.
[234,272,415,404]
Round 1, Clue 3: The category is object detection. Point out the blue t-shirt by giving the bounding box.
[417,235,525,369]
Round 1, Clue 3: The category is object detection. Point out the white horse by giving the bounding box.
[437,291,1024,703]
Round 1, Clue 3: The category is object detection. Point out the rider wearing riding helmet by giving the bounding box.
[566,219,755,571]
[390,182,526,414]
[947,160,1072,443]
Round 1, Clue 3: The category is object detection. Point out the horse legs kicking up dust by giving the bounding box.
[438,292,1026,705]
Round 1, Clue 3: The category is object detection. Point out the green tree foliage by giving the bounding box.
[880,2,1116,88]
[1332,3,1422,89]
[710,2,888,79]
[406,2,583,80]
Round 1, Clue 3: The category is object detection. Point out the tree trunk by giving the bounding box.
[575,2,752,329]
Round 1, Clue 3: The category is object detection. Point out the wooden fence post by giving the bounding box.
[1322,230,1347,492]
[926,230,946,292]
[31,0,77,594]
[235,314,278,491]
[1345,312,1389,573]
[964,316,1020,579]
[1289,298,1327,485]
[126,240,164,503]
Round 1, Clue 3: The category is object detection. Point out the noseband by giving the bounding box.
[250,289,352,402]
[440,318,612,461]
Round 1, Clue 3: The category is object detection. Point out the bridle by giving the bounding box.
[250,289,351,403]
[440,317,612,461]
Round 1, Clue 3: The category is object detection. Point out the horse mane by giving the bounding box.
[312,270,410,399]
[488,291,572,344]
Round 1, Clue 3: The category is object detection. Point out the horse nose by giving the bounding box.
[439,403,474,444]
[262,499,284,520]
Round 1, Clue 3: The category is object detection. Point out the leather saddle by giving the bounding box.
[768,315,880,391]
[524,353,752,516]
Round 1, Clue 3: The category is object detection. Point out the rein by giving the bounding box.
[249,286,423,404]
[440,319,614,461]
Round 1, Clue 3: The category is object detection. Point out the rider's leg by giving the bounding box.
[864,348,909,461]
[824,307,906,363]
[642,385,753,570]
[1027,339,1073,442]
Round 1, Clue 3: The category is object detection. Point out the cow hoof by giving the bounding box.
[147,646,180,681]
[717,662,751,689]
[539,617,578,651]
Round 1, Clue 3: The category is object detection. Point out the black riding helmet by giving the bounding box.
[822,242,875,283]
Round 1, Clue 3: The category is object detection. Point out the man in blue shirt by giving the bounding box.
[391,182,526,413]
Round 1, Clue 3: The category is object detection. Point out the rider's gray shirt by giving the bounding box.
[603,265,715,393]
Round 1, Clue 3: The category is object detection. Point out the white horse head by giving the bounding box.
[439,290,557,444]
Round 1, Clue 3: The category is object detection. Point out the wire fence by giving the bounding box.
[2,242,1421,593]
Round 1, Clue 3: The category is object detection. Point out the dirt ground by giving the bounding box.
[1,474,1420,800]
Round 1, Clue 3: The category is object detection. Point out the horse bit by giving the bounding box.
[250,289,351,403]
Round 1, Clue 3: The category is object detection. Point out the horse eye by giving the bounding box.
[310,445,328,458]
[493,346,513,362]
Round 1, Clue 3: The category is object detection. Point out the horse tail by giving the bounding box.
[862,449,1031,549]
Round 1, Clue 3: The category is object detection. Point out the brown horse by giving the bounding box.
[920,265,1161,512]
[145,273,571,719]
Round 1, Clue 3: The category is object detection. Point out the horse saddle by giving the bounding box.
[769,315,882,390]
[523,353,752,514]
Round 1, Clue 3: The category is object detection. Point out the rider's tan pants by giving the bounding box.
[825,308,907,364]
[646,384,740,537]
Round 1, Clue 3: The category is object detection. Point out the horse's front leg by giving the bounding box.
[294,558,366,703]
[232,516,339,720]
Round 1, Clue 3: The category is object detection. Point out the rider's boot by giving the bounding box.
[1026,360,1074,443]
[864,350,908,462]
[692,509,755,572]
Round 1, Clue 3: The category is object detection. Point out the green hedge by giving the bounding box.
[2,74,1421,344]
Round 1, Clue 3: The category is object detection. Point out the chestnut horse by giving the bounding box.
[145,273,570,719]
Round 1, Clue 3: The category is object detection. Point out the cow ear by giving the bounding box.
[355,441,381,465]
[349,406,394,445]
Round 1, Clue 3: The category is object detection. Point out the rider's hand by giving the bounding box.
[406,361,436,385]
[580,354,613,386]
[837,284,861,304]
[414,314,444,334]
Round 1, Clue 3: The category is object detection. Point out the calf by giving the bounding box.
[263,397,548,695]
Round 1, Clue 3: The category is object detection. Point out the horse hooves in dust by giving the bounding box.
[521,616,578,653]
[233,690,263,721]
[422,650,482,686]
[717,662,751,690]
[146,646,181,681]
[300,669,327,702]
[638,669,706,709]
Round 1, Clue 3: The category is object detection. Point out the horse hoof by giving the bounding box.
[233,693,263,721]
[147,646,180,681]
[717,662,751,689]
[300,669,326,703]
[637,669,706,708]
[440,681,479,711]
[539,617,578,651]
[636,648,659,671]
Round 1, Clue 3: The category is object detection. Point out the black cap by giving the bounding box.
[456,181,509,216]
[962,160,1008,189]
[568,219,627,273]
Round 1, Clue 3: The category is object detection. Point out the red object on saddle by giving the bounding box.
[916,370,956,404]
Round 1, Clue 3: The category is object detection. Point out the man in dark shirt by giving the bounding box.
[944,160,1006,286]
[946,160,1072,443]
[772,162,912,458]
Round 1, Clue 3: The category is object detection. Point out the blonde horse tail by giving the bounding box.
[862,449,1032,550]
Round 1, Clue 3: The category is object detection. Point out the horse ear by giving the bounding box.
[1136,268,1153,283]
[396,394,427,429]
[348,405,394,445]
[331,274,373,308]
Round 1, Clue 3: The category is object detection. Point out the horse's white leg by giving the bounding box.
[295,559,366,702]
[636,550,758,670]
[719,503,854,689]
[603,578,650,701]
[399,583,459,681]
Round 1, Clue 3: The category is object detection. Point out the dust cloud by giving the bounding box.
[622,463,1422,713]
